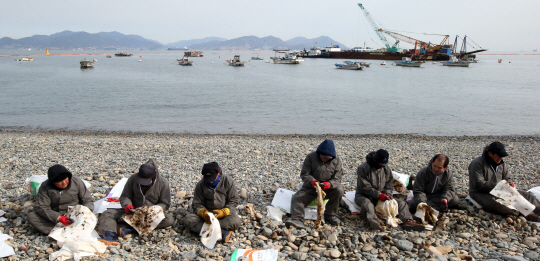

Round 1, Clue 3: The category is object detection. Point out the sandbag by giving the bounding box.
[375,199,402,227]
[123,205,165,236]
[490,180,535,216]
[230,249,278,261]
[200,212,221,249]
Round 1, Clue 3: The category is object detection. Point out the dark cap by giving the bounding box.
[137,163,156,185]
[202,162,221,183]
[488,141,508,157]
[48,164,72,183]
[320,153,333,159]
[374,149,389,166]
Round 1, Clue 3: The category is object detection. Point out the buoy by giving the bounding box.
[219,56,220,58]
[139,60,141,62]
[211,62,214,64]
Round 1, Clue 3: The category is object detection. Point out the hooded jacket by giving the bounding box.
[468,150,511,195]
[300,147,343,190]
[192,173,240,215]
[355,151,393,200]
[413,161,455,203]
[34,165,93,223]
[120,159,171,211]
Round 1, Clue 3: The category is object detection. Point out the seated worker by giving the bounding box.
[27,164,94,234]
[410,154,460,212]
[98,159,174,245]
[469,141,540,221]
[183,162,241,243]
[355,149,424,231]
[286,139,344,230]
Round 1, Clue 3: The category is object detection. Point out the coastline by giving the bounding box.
[2,130,540,260]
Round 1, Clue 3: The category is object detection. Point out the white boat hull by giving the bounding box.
[271,57,304,64]
[395,62,422,67]
[442,62,470,67]
[80,61,94,68]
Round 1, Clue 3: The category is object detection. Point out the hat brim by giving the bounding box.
[203,173,218,183]
[498,151,509,157]
[137,177,153,186]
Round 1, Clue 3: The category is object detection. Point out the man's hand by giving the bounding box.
[197,208,211,224]
[311,180,319,189]
[125,205,135,214]
[379,194,392,201]
[509,182,515,188]
[212,208,230,219]
[321,182,331,190]
[58,216,73,225]
[441,199,449,211]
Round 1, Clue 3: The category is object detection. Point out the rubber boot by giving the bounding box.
[118,226,138,237]
[98,231,120,246]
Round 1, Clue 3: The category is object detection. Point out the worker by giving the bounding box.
[409,154,459,212]
[355,149,425,231]
[27,164,94,234]
[98,159,174,245]
[183,162,241,243]
[469,141,540,220]
[286,139,344,229]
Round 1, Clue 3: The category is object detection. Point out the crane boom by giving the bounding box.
[358,3,402,52]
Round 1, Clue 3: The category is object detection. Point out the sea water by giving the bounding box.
[0,50,539,135]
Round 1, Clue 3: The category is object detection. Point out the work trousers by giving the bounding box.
[27,211,59,235]
[183,213,242,233]
[470,190,540,216]
[355,195,413,222]
[98,208,174,235]
[290,184,344,221]
[409,192,460,213]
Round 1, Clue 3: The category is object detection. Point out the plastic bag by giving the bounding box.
[25,175,48,196]
[270,188,327,220]
[230,249,278,261]
[375,199,402,227]
[200,212,221,249]
[414,203,439,225]
[392,171,410,194]
[266,206,285,223]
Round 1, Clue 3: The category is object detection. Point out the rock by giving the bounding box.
[292,252,307,260]
[240,188,248,200]
[501,255,527,261]
[161,253,169,259]
[86,176,93,181]
[175,191,186,198]
[362,245,373,252]
[288,242,298,251]
[434,255,448,261]
[262,227,272,237]
[396,240,414,251]
[427,246,442,256]
[330,249,341,258]
[436,245,452,255]
[46,248,53,254]
[506,217,513,224]
[288,235,296,242]
[525,252,539,260]
[257,235,268,241]
[495,233,509,239]
[457,233,471,238]
[327,233,338,242]
[110,247,120,255]
[181,251,197,260]
[109,180,116,186]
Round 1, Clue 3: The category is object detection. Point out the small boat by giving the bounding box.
[393,57,422,67]
[270,49,304,64]
[227,55,246,66]
[335,61,363,70]
[251,56,264,60]
[177,56,193,66]
[80,59,94,68]
[380,61,386,65]
[16,57,34,61]
[115,52,133,57]
[441,55,472,67]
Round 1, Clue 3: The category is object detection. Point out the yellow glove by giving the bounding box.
[197,208,211,224]
[212,208,230,219]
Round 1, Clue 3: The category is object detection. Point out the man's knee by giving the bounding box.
[221,215,242,231]
[157,213,175,228]
[27,212,54,235]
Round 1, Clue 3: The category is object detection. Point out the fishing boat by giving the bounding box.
[80,59,94,68]
[251,56,264,60]
[15,57,34,61]
[270,49,304,64]
[441,55,472,67]
[227,55,246,66]
[177,56,194,66]
[106,55,112,58]
[393,57,422,67]
[380,61,386,65]
[115,52,133,57]
[359,62,371,67]
[335,61,364,70]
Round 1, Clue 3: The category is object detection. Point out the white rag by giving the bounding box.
[123,205,165,236]
[48,205,106,261]
[375,199,402,227]
[200,212,221,249]
[490,180,535,216]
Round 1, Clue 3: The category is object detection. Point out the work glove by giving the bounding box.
[379,194,392,201]
[321,182,331,190]
[125,205,135,214]
[212,208,230,219]
[107,197,120,202]
[58,216,73,225]
[509,182,515,188]
[311,179,319,189]
[441,199,449,211]
[197,208,212,224]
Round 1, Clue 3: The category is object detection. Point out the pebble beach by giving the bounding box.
[1,131,540,261]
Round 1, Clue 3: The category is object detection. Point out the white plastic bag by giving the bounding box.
[200,212,221,249]
[414,203,439,225]
[375,199,402,227]
[392,171,410,194]
[490,180,535,216]
[342,191,361,214]
[266,206,285,223]
[230,249,278,261]
[270,188,327,221]
[25,175,48,196]
[123,205,165,236]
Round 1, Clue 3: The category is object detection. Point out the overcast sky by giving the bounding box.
[2,0,538,52]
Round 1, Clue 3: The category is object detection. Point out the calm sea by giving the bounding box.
[1,50,539,135]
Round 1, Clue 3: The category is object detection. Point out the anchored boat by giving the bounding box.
[393,57,422,67]
[227,55,246,66]
[335,61,364,70]
[177,56,194,66]
[80,59,94,68]
[441,56,472,67]
[270,49,304,64]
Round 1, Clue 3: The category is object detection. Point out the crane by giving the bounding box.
[358,3,402,53]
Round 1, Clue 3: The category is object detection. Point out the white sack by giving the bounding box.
[230,248,279,261]
[93,177,128,214]
[528,186,540,201]
[414,203,439,226]
[200,212,221,249]
[266,206,286,223]
[490,180,534,216]
[342,191,360,214]
[375,199,402,227]
[0,232,15,258]
[392,171,410,194]
[48,205,106,261]
[123,205,165,236]
[271,188,326,221]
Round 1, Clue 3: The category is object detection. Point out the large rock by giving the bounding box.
[396,240,414,251]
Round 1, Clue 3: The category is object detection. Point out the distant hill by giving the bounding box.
[0,31,348,50]
[166,37,227,48]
